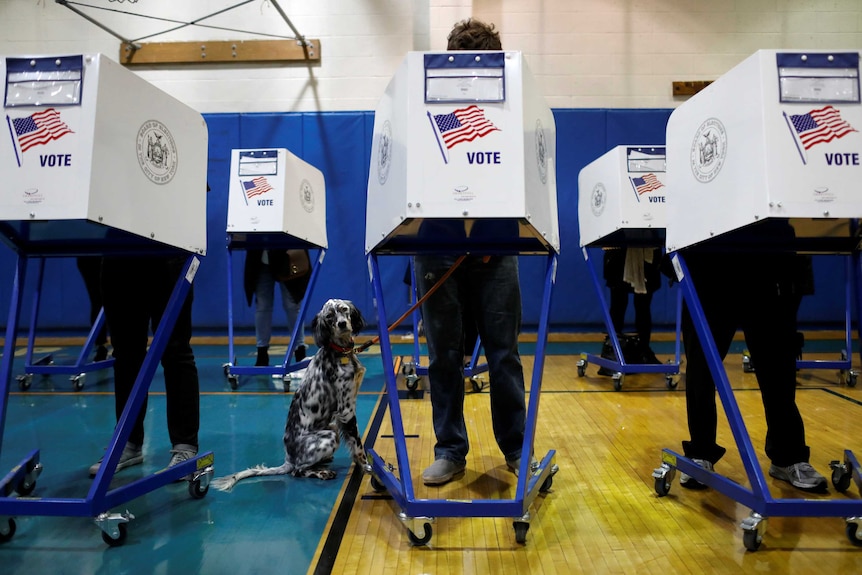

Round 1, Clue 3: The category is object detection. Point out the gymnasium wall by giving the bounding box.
[0,108,848,336]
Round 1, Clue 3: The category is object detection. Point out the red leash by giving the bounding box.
[355,256,466,353]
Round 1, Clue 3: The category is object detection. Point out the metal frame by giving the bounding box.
[15,257,114,392]
[401,257,489,393]
[364,251,559,546]
[652,251,862,551]
[577,245,682,391]
[0,252,214,546]
[222,235,323,391]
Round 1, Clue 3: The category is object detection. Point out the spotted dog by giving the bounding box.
[212,299,367,489]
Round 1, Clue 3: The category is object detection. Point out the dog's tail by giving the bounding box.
[211,461,294,492]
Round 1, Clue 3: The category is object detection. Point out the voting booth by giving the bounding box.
[654,49,862,550]
[576,146,680,389]
[363,50,559,546]
[0,53,213,547]
[223,148,327,390]
[365,51,559,256]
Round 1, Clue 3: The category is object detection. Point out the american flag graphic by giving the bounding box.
[789,105,856,150]
[242,177,273,198]
[12,108,73,152]
[432,105,499,149]
[631,173,664,195]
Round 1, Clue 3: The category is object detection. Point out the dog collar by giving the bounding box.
[329,343,355,363]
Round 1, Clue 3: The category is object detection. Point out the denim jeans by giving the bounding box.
[413,255,526,465]
[254,264,305,348]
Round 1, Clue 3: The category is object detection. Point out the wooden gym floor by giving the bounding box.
[1,333,862,574]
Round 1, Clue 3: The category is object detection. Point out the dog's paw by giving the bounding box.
[308,469,337,480]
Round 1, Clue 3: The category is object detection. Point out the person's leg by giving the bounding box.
[150,256,200,452]
[100,257,151,448]
[743,289,808,467]
[414,255,469,467]
[680,255,737,465]
[277,281,307,360]
[77,256,108,349]
[471,256,526,462]
[633,291,661,363]
[254,265,276,364]
[608,286,628,336]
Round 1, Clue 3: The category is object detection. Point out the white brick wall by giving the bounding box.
[0,0,859,112]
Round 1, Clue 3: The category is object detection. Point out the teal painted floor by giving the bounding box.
[0,335,857,574]
[0,343,382,575]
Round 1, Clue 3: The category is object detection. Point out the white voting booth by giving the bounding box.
[0,53,212,546]
[364,50,559,546]
[576,146,680,389]
[365,51,559,255]
[224,148,327,390]
[654,49,862,550]
[226,148,327,247]
[578,146,668,248]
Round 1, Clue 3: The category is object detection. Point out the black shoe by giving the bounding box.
[94,345,108,362]
[640,346,662,365]
[294,344,307,363]
[255,347,269,367]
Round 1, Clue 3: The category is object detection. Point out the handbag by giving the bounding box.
[272,249,311,282]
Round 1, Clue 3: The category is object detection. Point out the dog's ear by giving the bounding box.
[312,310,330,348]
[349,303,365,335]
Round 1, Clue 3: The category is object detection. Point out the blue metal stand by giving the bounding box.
[652,252,862,551]
[222,239,323,391]
[0,253,215,547]
[576,246,681,391]
[16,257,114,392]
[400,258,489,393]
[365,252,559,546]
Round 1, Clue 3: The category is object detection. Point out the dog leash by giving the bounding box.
[355,255,466,353]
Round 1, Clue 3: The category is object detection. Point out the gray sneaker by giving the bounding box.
[168,444,198,481]
[89,443,143,477]
[422,459,466,486]
[679,458,713,489]
[506,456,539,477]
[768,462,827,491]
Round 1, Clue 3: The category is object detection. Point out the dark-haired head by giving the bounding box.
[447,18,502,51]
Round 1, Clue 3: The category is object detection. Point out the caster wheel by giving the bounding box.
[101,523,127,547]
[666,375,679,390]
[849,372,858,388]
[15,477,36,496]
[612,373,623,392]
[17,375,31,391]
[654,475,671,497]
[832,467,852,493]
[72,375,85,391]
[0,517,16,543]
[228,375,239,390]
[847,522,862,547]
[577,363,586,377]
[540,475,553,493]
[405,377,419,391]
[189,478,209,499]
[470,378,482,393]
[407,523,432,546]
[742,528,762,552]
[513,521,529,544]
[369,475,385,493]
[222,364,230,376]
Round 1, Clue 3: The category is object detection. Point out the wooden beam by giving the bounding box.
[119,39,320,66]
[672,80,713,96]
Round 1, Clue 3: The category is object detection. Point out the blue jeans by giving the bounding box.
[413,255,526,465]
[254,264,305,348]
